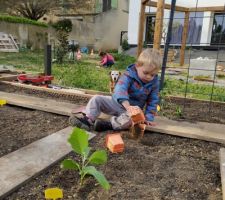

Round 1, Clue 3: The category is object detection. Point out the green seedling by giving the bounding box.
[61,127,110,190]
[175,105,183,118]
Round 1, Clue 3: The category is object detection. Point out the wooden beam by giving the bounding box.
[0,127,95,199]
[180,11,189,66]
[147,1,188,12]
[189,6,225,12]
[146,1,224,12]
[147,116,225,144]
[142,0,150,4]
[153,0,164,50]
[220,148,225,200]
[137,2,146,57]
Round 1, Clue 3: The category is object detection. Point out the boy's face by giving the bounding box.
[136,64,158,83]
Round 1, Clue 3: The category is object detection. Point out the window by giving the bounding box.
[170,12,203,45]
[95,0,118,13]
[145,15,156,44]
[103,0,111,12]
[211,13,225,45]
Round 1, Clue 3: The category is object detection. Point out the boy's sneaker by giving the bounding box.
[94,119,113,132]
[69,115,92,131]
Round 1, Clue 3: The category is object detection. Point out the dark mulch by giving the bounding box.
[1,82,225,199]
[5,131,224,200]
[1,82,224,124]
[0,105,68,157]
[161,97,225,124]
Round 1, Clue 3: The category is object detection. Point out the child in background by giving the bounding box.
[69,48,162,131]
[99,51,115,67]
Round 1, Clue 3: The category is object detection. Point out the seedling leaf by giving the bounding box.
[88,150,107,165]
[68,127,88,154]
[61,159,79,170]
[83,147,91,159]
[83,166,110,190]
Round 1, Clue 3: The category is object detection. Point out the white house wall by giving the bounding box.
[128,0,141,45]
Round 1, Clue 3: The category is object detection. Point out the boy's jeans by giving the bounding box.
[84,95,132,130]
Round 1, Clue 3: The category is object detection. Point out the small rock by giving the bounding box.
[216,188,221,192]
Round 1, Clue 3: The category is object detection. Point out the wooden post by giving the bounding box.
[153,0,165,50]
[180,11,190,66]
[137,2,146,57]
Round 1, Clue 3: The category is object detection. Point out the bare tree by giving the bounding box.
[1,0,96,20]
[4,0,60,20]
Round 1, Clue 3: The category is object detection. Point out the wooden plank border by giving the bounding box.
[220,148,225,200]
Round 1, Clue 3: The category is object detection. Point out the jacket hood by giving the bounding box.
[126,64,158,86]
[126,64,139,80]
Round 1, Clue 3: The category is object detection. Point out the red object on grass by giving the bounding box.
[105,133,124,153]
[17,74,54,84]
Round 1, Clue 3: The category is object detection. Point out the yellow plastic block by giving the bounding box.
[45,188,63,200]
[0,100,7,106]
[157,105,160,112]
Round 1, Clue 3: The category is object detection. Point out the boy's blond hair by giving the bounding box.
[137,48,162,70]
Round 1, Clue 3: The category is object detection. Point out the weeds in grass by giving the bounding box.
[0,51,224,102]
[175,105,183,118]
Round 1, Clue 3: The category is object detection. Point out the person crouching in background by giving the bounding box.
[99,51,115,67]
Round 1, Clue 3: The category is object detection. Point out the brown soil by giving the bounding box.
[161,97,225,124]
[0,105,68,157]
[5,131,224,200]
[1,82,225,199]
[1,82,224,124]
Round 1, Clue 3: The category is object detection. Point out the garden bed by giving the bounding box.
[0,82,224,124]
[5,131,225,199]
[0,105,68,157]
[1,84,225,199]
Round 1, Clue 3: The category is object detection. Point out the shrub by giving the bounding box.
[55,30,69,64]
[0,15,48,27]
[122,39,130,51]
[53,19,73,63]
[52,19,72,33]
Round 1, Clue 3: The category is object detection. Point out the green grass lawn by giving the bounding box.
[0,50,224,102]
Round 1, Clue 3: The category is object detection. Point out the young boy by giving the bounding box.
[99,51,115,67]
[69,48,162,131]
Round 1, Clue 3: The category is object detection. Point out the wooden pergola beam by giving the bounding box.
[180,11,190,66]
[144,1,225,12]
[142,0,150,4]
[137,2,147,57]
[189,6,225,12]
[146,1,188,12]
[153,0,165,50]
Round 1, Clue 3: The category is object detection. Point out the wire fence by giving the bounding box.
[145,0,225,122]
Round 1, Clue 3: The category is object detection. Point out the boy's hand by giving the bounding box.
[126,105,137,113]
[121,101,131,111]
[145,121,157,126]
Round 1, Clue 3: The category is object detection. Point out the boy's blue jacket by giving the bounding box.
[112,64,159,121]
